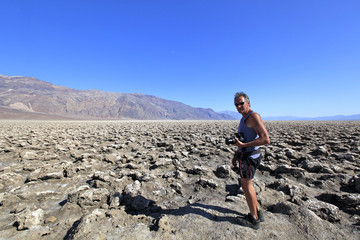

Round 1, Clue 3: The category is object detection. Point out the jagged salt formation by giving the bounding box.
[0,120,359,239]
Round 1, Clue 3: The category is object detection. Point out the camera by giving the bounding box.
[225,132,245,145]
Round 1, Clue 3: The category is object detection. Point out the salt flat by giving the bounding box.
[0,120,359,239]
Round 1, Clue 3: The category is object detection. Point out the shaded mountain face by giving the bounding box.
[0,75,234,120]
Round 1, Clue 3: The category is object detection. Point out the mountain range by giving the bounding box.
[219,111,360,121]
[0,75,235,120]
[1,75,358,121]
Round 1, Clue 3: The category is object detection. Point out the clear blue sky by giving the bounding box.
[1,0,359,118]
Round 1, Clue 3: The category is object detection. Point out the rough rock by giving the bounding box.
[15,208,45,230]
[305,199,341,222]
[0,120,359,240]
[215,165,232,178]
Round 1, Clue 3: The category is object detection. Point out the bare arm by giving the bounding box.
[234,113,270,148]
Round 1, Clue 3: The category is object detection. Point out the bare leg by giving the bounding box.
[241,178,258,219]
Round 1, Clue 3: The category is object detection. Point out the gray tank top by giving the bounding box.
[237,111,260,157]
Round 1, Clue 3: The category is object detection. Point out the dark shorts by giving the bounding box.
[236,152,262,179]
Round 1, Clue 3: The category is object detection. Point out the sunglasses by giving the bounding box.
[234,102,245,107]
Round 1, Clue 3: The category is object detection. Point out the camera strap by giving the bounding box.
[236,148,261,178]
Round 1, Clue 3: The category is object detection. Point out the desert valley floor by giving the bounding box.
[0,120,359,239]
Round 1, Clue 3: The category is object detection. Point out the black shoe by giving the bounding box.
[257,209,265,222]
[236,213,260,230]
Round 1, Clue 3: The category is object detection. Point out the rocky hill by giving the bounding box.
[0,75,234,120]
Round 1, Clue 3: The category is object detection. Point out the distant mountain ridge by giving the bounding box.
[0,75,234,120]
[263,115,360,121]
[217,111,241,120]
[219,111,360,121]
